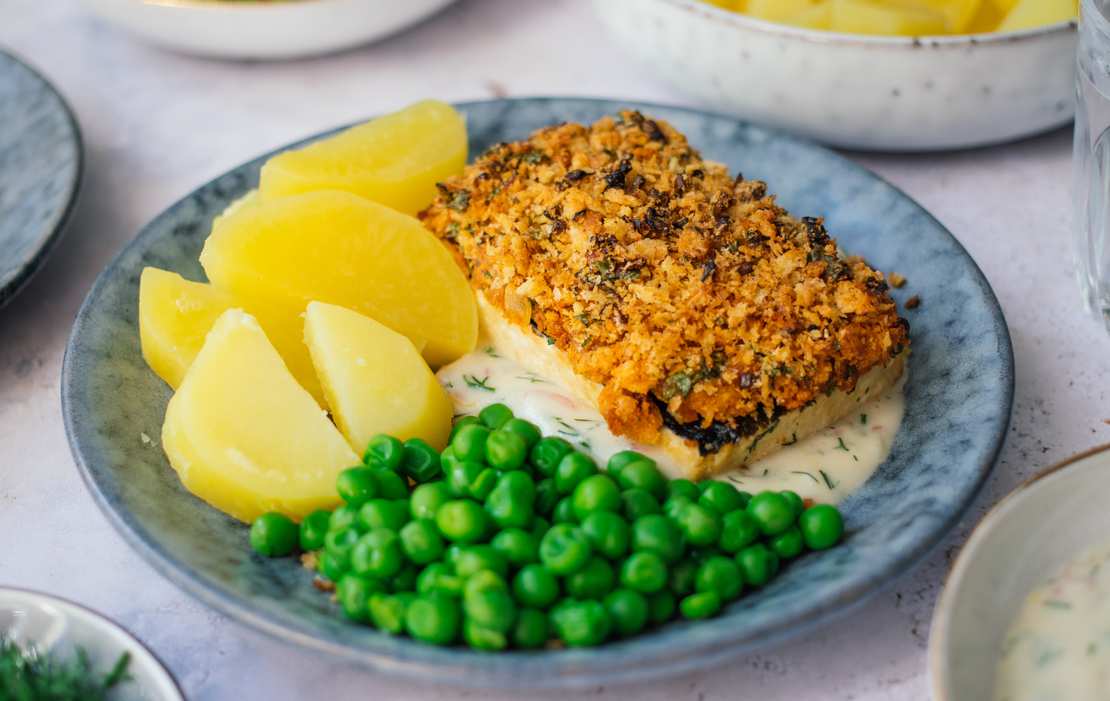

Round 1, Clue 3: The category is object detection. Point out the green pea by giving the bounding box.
[486,430,528,471]
[698,481,746,515]
[451,423,490,463]
[647,590,676,625]
[410,482,451,520]
[440,445,462,473]
[399,519,445,565]
[535,478,559,517]
[324,527,360,568]
[485,472,536,529]
[668,559,698,596]
[490,528,539,566]
[249,512,299,557]
[616,460,668,499]
[780,489,805,517]
[328,504,361,533]
[298,509,332,552]
[436,500,490,544]
[445,459,484,498]
[449,416,481,444]
[369,467,409,500]
[539,524,593,575]
[368,593,407,634]
[336,573,381,622]
[571,474,621,519]
[363,434,404,471]
[622,488,662,521]
[465,586,517,633]
[453,545,509,578]
[511,608,549,649]
[769,525,804,560]
[631,514,685,564]
[469,468,499,500]
[799,504,844,551]
[554,452,598,495]
[464,620,508,651]
[566,556,615,600]
[604,588,649,637]
[679,591,721,620]
[350,528,403,579]
[391,564,417,593]
[401,438,442,484]
[579,511,630,560]
[479,402,514,430]
[336,466,378,507]
[673,502,722,547]
[405,594,460,645]
[316,549,348,582]
[746,491,795,536]
[501,418,541,450]
[662,495,694,521]
[696,555,743,602]
[620,551,668,593]
[531,516,551,539]
[735,543,780,588]
[552,496,577,524]
[530,436,574,477]
[552,600,610,647]
[667,479,700,502]
[357,498,410,532]
[512,564,560,608]
[417,563,453,595]
[607,450,654,476]
[718,510,761,554]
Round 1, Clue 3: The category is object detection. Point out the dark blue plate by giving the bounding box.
[0,50,82,309]
[62,98,1013,688]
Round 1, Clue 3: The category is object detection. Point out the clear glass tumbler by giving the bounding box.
[1075,0,1110,333]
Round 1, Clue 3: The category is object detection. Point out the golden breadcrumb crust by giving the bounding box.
[420,111,909,448]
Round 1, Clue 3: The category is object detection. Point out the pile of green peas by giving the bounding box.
[248,403,845,650]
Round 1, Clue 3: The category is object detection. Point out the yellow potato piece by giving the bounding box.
[304,302,452,453]
[967,0,1007,30]
[828,0,947,35]
[138,266,326,402]
[906,0,982,31]
[139,267,234,388]
[162,309,358,523]
[200,190,477,369]
[746,0,817,22]
[258,100,467,215]
[790,2,834,28]
[996,0,1076,31]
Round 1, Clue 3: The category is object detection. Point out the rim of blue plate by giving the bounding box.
[0,586,186,700]
[61,96,1014,688]
[0,49,83,310]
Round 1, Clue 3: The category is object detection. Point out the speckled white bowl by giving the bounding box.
[82,0,456,60]
[929,444,1110,701]
[593,0,1076,151]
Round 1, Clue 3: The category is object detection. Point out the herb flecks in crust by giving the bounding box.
[421,111,909,447]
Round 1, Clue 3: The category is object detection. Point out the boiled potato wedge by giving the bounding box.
[746,0,816,22]
[162,309,357,522]
[828,0,947,35]
[139,267,234,389]
[199,189,477,369]
[258,100,467,215]
[996,0,1076,31]
[304,302,452,453]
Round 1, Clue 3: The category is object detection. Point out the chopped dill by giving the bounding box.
[0,638,131,700]
[462,374,495,392]
[819,469,838,489]
[791,470,818,484]
[1043,599,1072,610]
[515,373,547,384]
[835,437,850,452]
[483,346,500,358]
[860,413,868,425]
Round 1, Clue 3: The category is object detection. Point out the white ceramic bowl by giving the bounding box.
[593,0,1076,151]
[82,0,456,60]
[929,444,1110,701]
[0,587,183,700]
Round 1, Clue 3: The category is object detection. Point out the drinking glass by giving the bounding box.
[1075,0,1110,333]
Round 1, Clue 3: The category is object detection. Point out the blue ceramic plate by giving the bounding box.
[62,98,1013,688]
[0,50,82,309]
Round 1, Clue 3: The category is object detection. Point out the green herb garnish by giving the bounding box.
[462,374,495,392]
[819,469,838,490]
[791,470,818,484]
[0,638,131,700]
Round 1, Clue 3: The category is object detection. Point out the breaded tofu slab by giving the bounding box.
[420,111,909,479]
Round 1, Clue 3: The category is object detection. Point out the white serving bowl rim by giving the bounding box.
[657,0,1075,46]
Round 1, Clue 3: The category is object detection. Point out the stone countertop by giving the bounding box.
[1,1,1107,699]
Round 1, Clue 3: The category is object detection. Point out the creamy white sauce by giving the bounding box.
[994,541,1110,701]
[437,341,903,504]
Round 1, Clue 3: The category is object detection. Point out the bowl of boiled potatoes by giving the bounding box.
[594,0,1076,151]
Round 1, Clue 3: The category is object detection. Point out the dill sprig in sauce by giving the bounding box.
[0,637,131,701]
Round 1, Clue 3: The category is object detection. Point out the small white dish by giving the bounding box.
[0,587,183,700]
[593,0,1076,151]
[929,444,1110,701]
[82,0,456,60]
